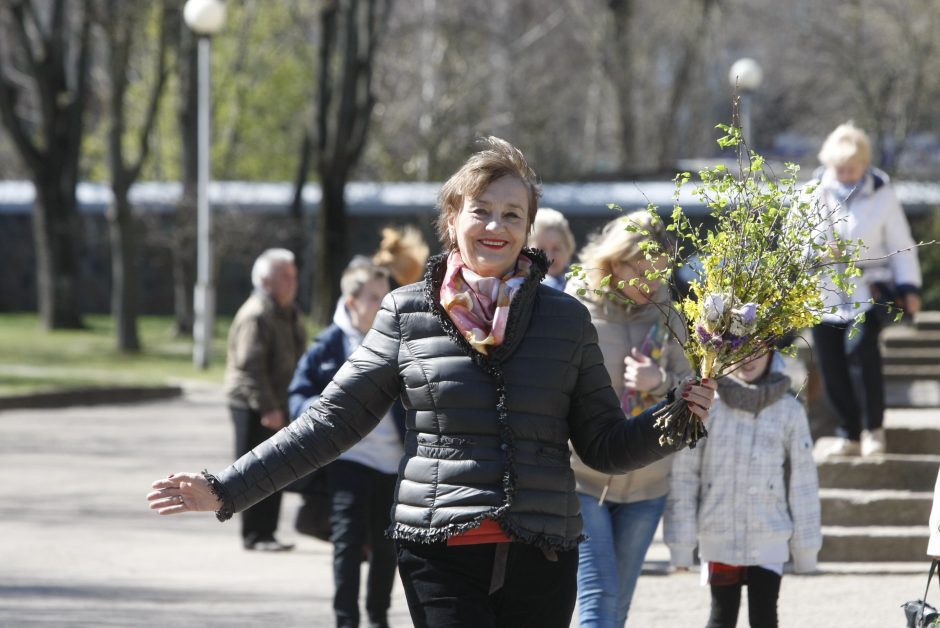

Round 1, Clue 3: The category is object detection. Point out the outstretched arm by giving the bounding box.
[147,292,404,518]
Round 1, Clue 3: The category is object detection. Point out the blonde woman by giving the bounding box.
[566,211,693,626]
[812,123,922,458]
[528,207,576,291]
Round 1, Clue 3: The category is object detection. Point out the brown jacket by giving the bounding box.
[224,291,307,414]
[566,280,692,504]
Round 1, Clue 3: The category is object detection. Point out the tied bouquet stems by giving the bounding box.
[573,119,863,448]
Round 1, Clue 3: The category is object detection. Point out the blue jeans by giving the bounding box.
[576,493,666,628]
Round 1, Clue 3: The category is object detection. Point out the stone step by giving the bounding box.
[819,526,930,562]
[882,348,940,365]
[819,488,933,526]
[883,329,940,349]
[913,312,940,331]
[885,380,940,407]
[815,453,940,491]
[884,364,940,380]
[885,426,940,455]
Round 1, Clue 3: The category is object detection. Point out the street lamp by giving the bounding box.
[184,0,226,369]
[728,58,763,148]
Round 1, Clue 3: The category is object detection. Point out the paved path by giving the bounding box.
[0,388,932,627]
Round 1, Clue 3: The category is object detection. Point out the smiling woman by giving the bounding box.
[147,136,716,628]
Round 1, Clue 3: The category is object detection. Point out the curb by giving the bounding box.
[0,385,184,410]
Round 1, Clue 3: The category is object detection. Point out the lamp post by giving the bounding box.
[728,58,763,148]
[184,0,225,369]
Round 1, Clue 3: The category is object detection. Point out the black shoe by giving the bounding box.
[244,537,295,552]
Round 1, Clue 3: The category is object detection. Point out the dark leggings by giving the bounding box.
[327,460,398,628]
[230,405,281,543]
[811,314,884,440]
[706,566,782,628]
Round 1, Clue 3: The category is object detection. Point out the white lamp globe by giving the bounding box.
[728,58,763,92]
[183,0,226,35]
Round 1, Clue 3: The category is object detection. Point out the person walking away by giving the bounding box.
[288,260,405,628]
[664,348,821,628]
[810,122,922,458]
[528,207,576,292]
[148,136,717,627]
[566,211,693,627]
[224,248,307,551]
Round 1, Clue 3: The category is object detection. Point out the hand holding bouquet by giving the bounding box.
[574,122,863,447]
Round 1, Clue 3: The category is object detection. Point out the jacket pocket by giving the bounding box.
[416,434,475,460]
[537,445,570,467]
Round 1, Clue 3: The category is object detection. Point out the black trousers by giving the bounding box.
[706,566,782,628]
[396,538,578,628]
[327,460,398,628]
[811,314,884,440]
[230,405,282,543]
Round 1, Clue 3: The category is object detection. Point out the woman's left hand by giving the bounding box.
[680,378,717,420]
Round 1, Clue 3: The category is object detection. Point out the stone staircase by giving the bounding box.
[813,312,940,563]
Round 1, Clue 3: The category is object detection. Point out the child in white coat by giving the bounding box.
[664,350,821,628]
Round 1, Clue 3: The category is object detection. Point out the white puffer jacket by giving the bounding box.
[664,389,822,572]
[812,167,921,324]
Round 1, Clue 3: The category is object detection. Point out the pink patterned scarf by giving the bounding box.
[440,250,532,355]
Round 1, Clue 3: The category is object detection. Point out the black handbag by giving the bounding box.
[292,468,332,542]
[903,559,940,628]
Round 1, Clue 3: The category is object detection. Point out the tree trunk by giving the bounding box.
[108,188,140,351]
[605,0,635,171]
[655,0,717,170]
[32,173,84,329]
[0,0,91,329]
[313,175,348,325]
[290,130,314,311]
[171,20,198,336]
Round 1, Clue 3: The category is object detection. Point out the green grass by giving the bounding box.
[0,313,233,396]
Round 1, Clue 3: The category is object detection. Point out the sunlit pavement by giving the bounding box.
[0,388,929,627]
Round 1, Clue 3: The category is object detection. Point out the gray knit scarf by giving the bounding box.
[716,372,792,414]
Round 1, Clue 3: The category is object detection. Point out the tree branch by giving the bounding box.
[0,69,43,169]
[129,0,170,183]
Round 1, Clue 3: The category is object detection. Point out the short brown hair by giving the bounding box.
[435,136,541,250]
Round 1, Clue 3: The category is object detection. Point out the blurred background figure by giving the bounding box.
[224,248,307,551]
[810,122,922,459]
[931,466,940,560]
[372,225,430,289]
[528,207,576,291]
[288,259,404,628]
[565,211,692,626]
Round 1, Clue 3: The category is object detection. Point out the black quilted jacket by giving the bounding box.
[211,250,679,551]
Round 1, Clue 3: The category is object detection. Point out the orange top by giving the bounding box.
[446,519,512,546]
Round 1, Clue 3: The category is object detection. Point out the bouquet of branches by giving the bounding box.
[573,122,864,448]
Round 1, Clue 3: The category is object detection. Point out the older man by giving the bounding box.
[224,248,307,551]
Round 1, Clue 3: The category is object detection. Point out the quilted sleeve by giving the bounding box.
[215,293,402,515]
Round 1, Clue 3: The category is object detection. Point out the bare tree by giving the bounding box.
[603,0,636,171]
[295,0,393,325]
[0,0,92,329]
[806,0,939,173]
[95,0,170,351]
[168,0,197,335]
